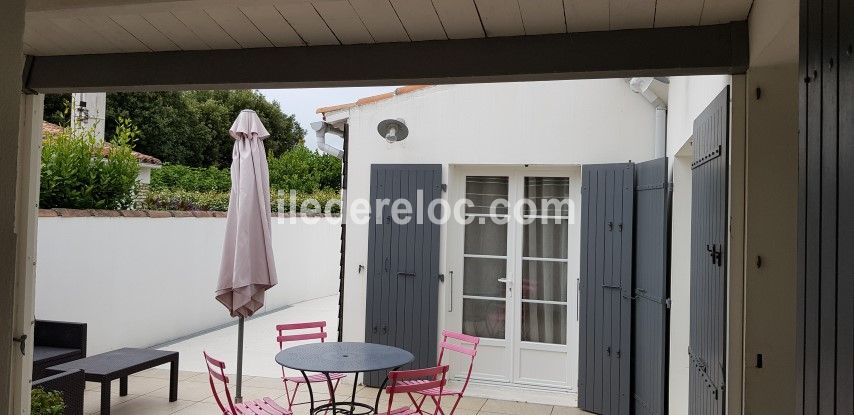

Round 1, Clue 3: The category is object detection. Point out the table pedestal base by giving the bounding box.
[313,401,375,415]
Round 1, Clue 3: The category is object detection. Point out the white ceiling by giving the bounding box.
[23,0,754,56]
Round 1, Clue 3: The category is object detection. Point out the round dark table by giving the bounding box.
[275,342,414,415]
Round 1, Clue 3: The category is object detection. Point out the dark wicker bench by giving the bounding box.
[32,369,85,415]
[33,320,87,380]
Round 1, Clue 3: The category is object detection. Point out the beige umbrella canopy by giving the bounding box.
[215,109,278,402]
[216,109,278,317]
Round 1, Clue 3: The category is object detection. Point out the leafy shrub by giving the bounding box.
[267,146,342,193]
[149,164,231,193]
[40,119,140,210]
[140,188,341,214]
[150,146,341,194]
[31,387,65,415]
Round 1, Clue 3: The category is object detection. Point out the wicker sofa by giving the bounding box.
[32,369,85,415]
[32,320,87,381]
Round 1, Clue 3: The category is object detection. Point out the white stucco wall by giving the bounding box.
[665,75,732,158]
[337,79,658,343]
[35,216,341,354]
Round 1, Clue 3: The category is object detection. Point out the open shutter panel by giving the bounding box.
[579,163,634,415]
[689,86,730,415]
[632,157,671,415]
[364,164,442,387]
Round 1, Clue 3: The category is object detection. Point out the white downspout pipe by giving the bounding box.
[310,121,344,159]
[654,105,667,158]
[628,77,668,158]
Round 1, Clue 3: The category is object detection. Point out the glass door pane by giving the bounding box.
[520,177,570,345]
[462,176,509,339]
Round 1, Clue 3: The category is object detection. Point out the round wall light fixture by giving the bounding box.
[377,118,408,143]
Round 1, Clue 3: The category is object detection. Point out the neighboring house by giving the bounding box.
[317,80,671,405]
[42,121,162,188]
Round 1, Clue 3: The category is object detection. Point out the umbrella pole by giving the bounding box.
[235,316,244,403]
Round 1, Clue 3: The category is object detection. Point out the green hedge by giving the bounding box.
[151,146,341,194]
[140,188,341,213]
[40,119,140,210]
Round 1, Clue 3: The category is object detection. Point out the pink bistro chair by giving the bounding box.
[203,352,291,415]
[379,365,450,415]
[409,330,480,415]
[276,321,346,411]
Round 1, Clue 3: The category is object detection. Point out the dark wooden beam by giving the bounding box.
[25,21,748,93]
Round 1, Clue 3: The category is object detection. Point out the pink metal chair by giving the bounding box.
[378,365,450,415]
[203,352,291,415]
[409,330,480,415]
[276,321,346,411]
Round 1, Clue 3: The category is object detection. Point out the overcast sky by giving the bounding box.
[260,86,397,150]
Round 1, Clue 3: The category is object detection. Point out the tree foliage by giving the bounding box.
[44,90,304,168]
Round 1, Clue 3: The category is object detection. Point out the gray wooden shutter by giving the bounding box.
[799,1,854,413]
[579,163,634,415]
[632,157,670,415]
[689,86,729,415]
[364,164,442,387]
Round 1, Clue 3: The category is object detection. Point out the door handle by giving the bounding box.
[497,277,510,284]
[447,271,454,312]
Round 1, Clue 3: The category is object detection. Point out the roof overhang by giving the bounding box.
[24,21,748,93]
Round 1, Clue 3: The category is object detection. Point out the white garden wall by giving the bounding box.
[35,214,341,354]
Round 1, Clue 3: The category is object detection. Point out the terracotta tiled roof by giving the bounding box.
[42,121,162,166]
[316,85,433,115]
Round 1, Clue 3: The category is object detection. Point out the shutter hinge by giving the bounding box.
[665,298,672,309]
[440,184,447,192]
[438,273,445,282]
[12,335,27,355]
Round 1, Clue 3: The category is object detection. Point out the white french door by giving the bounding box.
[445,166,580,391]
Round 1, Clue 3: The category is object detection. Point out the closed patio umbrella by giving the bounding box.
[216,109,278,403]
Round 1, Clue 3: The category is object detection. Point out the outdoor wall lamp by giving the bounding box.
[377,118,408,143]
[75,100,90,123]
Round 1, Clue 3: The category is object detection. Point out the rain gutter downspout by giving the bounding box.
[628,77,668,158]
[336,124,348,342]
[310,121,345,160]
[312,119,347,341]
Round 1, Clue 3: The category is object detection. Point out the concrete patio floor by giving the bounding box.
[82,368,588,414]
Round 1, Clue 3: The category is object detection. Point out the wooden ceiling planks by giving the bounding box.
[654,0,703,27]
[171,9,240,50]
[50,16,122,54]
[518,0,566,35]
[700,0,753,25]
[203,7,272,49]
[23,18,70,55]
[431,0,484,39]
[475,0,525,37]
[348,0,410,43]
[239,5,304,47]
[388,0,447,41]
[312,0,375,45]
[110,14,180,51]
[21,0,754,56]
[609,0,656,30]
[78,15,149,53]
[563,0,609,32]
[142,11,210,50]
[276,2,340,46]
